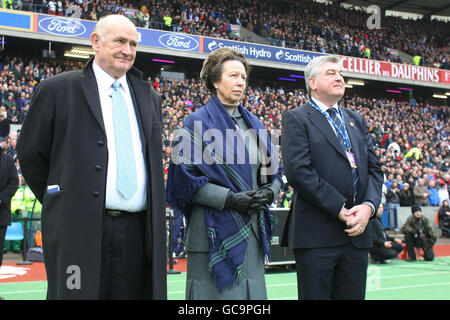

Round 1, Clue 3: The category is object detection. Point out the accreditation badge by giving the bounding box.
[346,150,358,168]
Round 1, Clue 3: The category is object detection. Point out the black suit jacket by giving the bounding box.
[281,102,383,249]
[0,152,19,226]
[17,58,167,299]
[371,217,395,248]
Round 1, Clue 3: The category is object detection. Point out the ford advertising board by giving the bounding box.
[37,15,94,37]
[157,33,199,51]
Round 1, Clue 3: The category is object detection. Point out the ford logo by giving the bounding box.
[38,17,87,37]
[158,34,199,51]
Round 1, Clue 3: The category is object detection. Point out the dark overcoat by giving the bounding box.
[0,152,19,227]
[17,59,167,299]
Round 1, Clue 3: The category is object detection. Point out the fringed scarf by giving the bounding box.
[166,96,283,292]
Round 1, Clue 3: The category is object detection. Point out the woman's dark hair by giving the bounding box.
[200,47,251,95]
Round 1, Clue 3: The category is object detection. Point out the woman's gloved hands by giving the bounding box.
[224,190,257,215]
[224,188,274,214]
[250,188,274,211]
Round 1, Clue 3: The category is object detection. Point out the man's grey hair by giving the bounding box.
[93,14,135,41]
[304,55,342,94]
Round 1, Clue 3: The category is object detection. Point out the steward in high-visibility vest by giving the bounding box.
[11,185,26,218]
[23,184,42,247]
[4,186,25,252]
[5,184,42,252]
[163,15,172,29]
[2,0,13,9]
[282,189,293,208]
[404,147,422,161]
[23,185,42,217]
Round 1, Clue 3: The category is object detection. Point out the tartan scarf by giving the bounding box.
[166,96,282,292]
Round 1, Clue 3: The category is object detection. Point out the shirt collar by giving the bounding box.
[311,96,339,113]
[231,106,241,119]
[92,60,128,92]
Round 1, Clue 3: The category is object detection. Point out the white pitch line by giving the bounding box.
[266,271,450,284]
[166,279,187,284]
[269,296,297,300]
[368,261,450,271]
[265,273,296,277]
[266,283,297,288]
[366,281,450,292]
[0,289,46,295]
[168,290,185,295]
[368,271,450,280]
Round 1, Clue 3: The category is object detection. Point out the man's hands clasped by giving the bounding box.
[338,204,372,237]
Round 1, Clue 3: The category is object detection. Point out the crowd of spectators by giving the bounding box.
[2,0,449,70]
[0,56,84,169]
[340,95,449,208]
[0,56,84,126]
[1,55,449,210]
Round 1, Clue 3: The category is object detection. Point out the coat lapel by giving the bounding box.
[81,59,105,132]
[307,104,347,159]
[127,72,154,141]
[81,59,154,141]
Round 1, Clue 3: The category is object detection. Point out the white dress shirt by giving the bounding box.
[92,61,147,212]
[311,97,342,135]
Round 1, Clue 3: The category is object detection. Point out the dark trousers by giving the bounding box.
[440,218,450,237]
[294,243,369,300]
[0,225,6,267]
[370,242,403,262]
[99,211,146,300]
[404,233,434,261]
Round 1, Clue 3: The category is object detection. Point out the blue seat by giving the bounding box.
[5,222,24,241]
[381,207,398,230]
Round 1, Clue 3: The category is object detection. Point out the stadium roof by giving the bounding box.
[338,0,450,17]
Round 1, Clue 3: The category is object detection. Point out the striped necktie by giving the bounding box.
[111,80,138,199]
[327,108,359,198]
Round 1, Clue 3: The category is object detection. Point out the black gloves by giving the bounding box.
[224,190,256,215]
[250,188,274,211]
[224,188,274,214]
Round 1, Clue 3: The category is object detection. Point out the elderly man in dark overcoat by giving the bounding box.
[17,15,166,300]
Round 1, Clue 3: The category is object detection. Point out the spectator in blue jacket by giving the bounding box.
[428,180,440,206]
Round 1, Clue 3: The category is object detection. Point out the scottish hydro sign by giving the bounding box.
[203,38,323,66]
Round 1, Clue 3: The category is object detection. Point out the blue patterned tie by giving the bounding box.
[111,80,138,199]
[327,108,359,198]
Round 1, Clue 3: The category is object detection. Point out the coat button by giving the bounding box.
[347,191,353,197]
[93,191,100,198]
[97,140,105,147]
[95,165,102,171]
